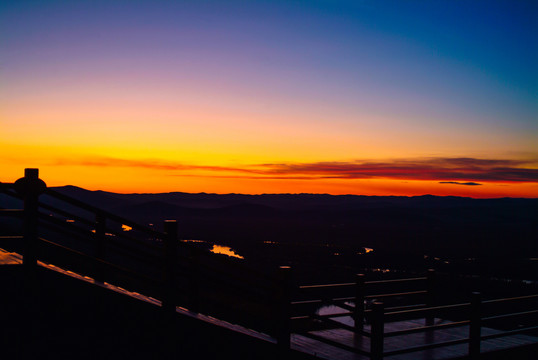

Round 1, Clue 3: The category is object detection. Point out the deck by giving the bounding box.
[292,316,538,360]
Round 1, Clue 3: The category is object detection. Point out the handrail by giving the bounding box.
[384,303,426,312]
[0,235,23,240]
[299,282,354,289]
[482,309,538,322]
[313,311,352,319]
[45,188,165,238]
[38,202,95,226]
[365,290,427,299]
[298,276,427,290]
[482,294,538,304]
[365,276,427,285]
[38,237,161,286]
[39,201,165,252]
[385,302,470,317]
[38,210,163,256]
[0,209,23,217]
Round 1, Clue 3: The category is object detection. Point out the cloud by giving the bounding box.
[439,181,482,186]
[252,158,538,182]
[53,156,538,183]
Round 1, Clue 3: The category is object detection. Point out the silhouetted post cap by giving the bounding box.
[14,168,47,196]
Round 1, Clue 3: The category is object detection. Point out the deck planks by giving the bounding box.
[291,314,538,360]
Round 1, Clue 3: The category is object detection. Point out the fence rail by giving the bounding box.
[292,270,537,359]
[0,168,287,339]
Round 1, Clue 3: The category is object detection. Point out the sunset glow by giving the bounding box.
[1,1,537,197]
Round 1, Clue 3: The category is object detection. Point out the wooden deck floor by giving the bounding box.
[291,315,538,360]
[3,248,536,360]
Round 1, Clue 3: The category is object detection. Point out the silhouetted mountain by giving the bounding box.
[4,186,532,282]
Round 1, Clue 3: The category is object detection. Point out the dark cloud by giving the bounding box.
[439,181,482,186]
[254,158,538,182]
[54,156,538,183]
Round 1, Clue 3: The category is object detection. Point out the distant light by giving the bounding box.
[122,224,133,232]
[210,245,244,259]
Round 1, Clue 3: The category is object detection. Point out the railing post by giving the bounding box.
[162,220,178,314]
[354,273,365,332]
[14,168,46,359]
[276,265,291,349]
[14,168,47,273]
[370,301,384,360]
[94,213,106,282]
[426,268,436,326]
[469,292,481,359]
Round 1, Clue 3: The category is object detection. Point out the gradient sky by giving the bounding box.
[1,0,537,197]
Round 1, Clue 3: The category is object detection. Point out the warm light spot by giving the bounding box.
[210,245,244,259]
[372,268,391,273]
[358,247,374,255]
[66,219,75,223]
[122,224,133,231]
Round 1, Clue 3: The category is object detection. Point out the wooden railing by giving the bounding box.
[0,168,287,341]
[289,271,538,359]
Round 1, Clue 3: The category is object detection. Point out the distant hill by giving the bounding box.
[1,185,537,281]
[44,187,537,255]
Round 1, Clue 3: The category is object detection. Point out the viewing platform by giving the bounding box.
[1,169,537,359]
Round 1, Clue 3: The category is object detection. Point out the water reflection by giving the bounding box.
[357,247,374,255]
[211,245,244,259]
[181,240,245,259]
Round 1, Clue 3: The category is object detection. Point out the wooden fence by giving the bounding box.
[290,271,538,359]
[0,168,287,338]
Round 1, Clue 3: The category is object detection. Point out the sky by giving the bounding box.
[1,0,537,197]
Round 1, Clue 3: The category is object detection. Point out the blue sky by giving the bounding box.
[1,0,537,196]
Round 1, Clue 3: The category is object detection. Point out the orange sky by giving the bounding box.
[1,1,537,198]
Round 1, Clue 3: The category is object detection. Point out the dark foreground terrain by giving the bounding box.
[1,187,537,359]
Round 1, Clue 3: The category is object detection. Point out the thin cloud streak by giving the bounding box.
[54,156,538,183]
[439,181,482,186]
